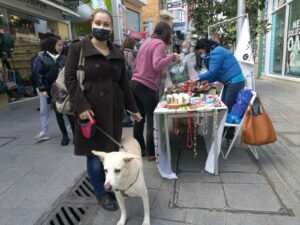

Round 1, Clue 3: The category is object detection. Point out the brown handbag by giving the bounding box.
[241,97,277,145]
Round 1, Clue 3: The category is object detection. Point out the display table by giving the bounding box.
[154,103,227,179]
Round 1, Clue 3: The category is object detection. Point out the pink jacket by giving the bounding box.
[131,38,176,90]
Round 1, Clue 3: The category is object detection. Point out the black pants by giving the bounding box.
[53,103,75,137]
[131,80,159,156]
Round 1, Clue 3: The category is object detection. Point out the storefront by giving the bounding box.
[0,0,79,105]
[263,0,300,81]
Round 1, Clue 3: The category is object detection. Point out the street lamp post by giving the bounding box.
[237,0,246,42]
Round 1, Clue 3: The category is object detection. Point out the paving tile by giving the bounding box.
[151,190,187,222]
[223,183,281,212]
[220,172,268,184]
[144,168,163,189]
[18,184,68,210]
[0,209,12,225]
[0,183,13,195]
[269,215,300,225]
[178,183,226,208]
[282,133,300,146]
[225,213,271,225]
[0,166,33,184]
[148,218,189,225]
[2,207,45,225]
[0,183,37,209]
[219,162,259,173]
[219,146,252,163]
[185,209,226,225]
[178,172,221,183]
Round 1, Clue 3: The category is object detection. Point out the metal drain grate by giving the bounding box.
[44,205,90,225]
[70,176,95,197]
[35,172,98,225]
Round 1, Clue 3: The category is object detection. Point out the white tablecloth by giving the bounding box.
[154,106,227,179]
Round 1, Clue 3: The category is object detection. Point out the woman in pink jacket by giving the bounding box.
[131,22,180,161]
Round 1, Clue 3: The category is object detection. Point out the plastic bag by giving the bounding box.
[169,60,189,84]
[230,89,253,118]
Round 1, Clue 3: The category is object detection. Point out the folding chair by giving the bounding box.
[221,90,259,160]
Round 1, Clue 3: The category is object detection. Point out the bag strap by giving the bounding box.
[78,47,85,67]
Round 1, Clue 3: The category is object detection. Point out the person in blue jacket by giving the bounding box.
[195,38,245,139]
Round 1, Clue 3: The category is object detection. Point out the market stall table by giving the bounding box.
[154,100,227,179]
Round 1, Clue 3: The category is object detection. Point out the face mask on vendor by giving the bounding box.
[182,48,189,54]
[201,53,207,59]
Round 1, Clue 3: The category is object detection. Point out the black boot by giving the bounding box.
[97,194,118,211]
[61,135,70,146]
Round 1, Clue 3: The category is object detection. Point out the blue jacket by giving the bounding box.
[198,46,243,83]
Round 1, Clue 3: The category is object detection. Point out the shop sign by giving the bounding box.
[287,19,300,71]
[124,29,147,40]
[1,0,66,21]
[167,1,182,10]
[173,22,185,31]
[19,0,48,12]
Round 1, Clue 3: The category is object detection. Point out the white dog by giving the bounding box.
[92,137,150,225]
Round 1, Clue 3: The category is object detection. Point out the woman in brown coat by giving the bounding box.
[64,9,142,211]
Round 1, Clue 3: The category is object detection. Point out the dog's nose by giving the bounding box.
[104,183,112,191]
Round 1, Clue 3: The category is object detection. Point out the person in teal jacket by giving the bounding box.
[195,38,245,139]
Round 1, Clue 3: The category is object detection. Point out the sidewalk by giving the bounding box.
[0,78,299,225]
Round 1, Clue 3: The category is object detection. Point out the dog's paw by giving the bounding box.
[142,222,150,225]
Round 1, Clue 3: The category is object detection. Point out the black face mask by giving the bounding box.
[92,27,111,41]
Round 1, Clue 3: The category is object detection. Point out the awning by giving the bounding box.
[38,0,81,18]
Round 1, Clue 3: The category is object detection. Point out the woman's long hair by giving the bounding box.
[152,22,172,44]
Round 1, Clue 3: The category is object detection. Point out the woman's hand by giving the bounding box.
[174,53,181,63]
[133,112,143,122]
[79,109,95,120]
[41,91,49,98]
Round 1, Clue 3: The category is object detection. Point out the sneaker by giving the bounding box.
[34,133,50,141]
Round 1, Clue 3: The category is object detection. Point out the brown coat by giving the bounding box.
[65,36,138,156]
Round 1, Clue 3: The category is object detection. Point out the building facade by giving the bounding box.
[142,0,174,36]
[0,0,80,79]
[263,0,300,81]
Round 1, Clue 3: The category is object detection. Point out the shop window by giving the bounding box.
[286,0,300,77]
[270,7,285,75]
[126,9,140,32]
[273,0,287,10]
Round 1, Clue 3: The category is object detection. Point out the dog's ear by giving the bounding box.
[123,153,138,163]
[92,150,106,161]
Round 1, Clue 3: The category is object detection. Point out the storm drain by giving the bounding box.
[68,176,95,197]
[47,205,89,225]
[35,172,99,225]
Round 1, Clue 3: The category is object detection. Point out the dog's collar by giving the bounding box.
[116,169,140,197]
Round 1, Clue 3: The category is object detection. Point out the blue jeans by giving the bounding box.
[221,81,245,112]
[39,95,51,135]
[87,155,106,197]
[222,81,245,139]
